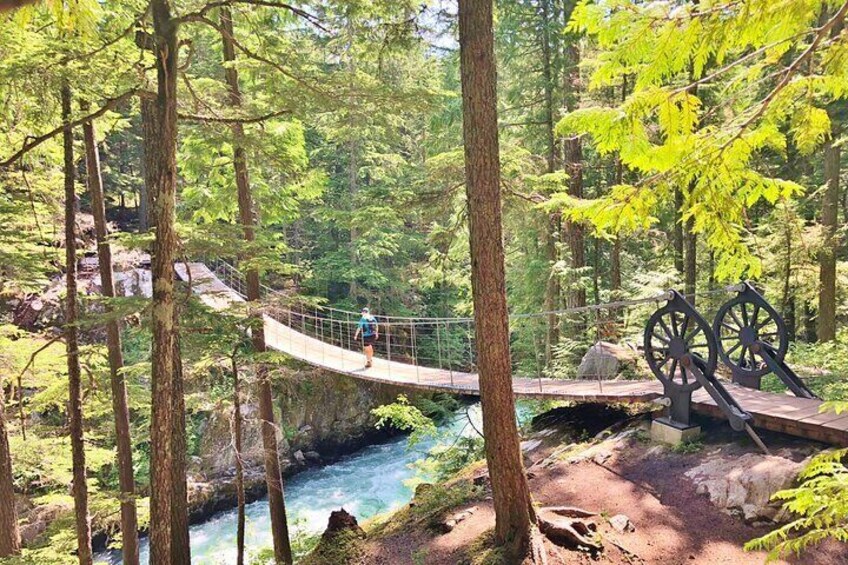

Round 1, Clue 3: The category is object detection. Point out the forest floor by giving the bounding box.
[310,406,848,565]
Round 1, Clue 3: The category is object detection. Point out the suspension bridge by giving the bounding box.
[175,261,848,447]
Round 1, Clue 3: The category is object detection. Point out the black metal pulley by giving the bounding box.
[645,289,761,442]
[713,282,817,399]
[645,290,718,427]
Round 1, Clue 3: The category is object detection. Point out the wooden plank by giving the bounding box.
[796,408,848,426]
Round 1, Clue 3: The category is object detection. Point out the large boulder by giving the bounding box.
[684,450,811,523]
[577,341,643,380]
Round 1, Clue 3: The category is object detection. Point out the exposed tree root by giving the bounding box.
[537,506,602,552]
[541,506,598,519]
[528,526,549,565]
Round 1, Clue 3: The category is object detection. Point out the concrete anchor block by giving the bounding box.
[651,418,701,445]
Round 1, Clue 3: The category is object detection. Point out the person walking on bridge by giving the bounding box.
[353,307,379,368]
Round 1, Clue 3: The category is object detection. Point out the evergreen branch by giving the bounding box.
[48,9,149,69]
[670,30,813,96]
[500,120,549,128]
[178,108,292,124]
[179,0,328,32]
[504,185,547,205]
[185,15,330,99]
[14,333,65,392]
[178,73,292,124]
[0,89,137,168]
[180,73,220,118]
[720,1,848,151]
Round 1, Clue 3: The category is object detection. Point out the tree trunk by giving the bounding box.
[0,375,20,557]
[818,130,839,342]
[140,94,158,230]
[592,237,600,305]
[803,301,817,343]
[564,134,585,310]
[781,214,796,341]
[609,77,626,314]
[610,237,621,292]
[540,0,560,363]
[458,0,536,559]
[346,17,360,303]
[62,83,93,565]
[81,106,139,565]
[543,216,560,364]
[673,187,684,276]
[540,0,556,175]
[219,8,293,563]
[231,354,246,565]
[348,139,359,301]
[683,65,700,303]
[685,216,696,304]
[148,1,190,562]
[560,8,585,313]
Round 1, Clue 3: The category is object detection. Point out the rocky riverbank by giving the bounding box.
[303,404,847,564]
[185,366,440,525]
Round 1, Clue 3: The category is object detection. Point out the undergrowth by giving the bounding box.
[298,529,365,565]
[461,529,507,565]
[368,479,484,538]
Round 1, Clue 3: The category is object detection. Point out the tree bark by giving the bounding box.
[564,134,585,310]
[0,375,20,557]
[685,216,696,304]
[540,0,560,363]
[62,83,94,565]
[610,237,621,292]
[803,301,817,343]
[610,76,626,301]
[592,237,600,305]
[148,1,190,563]
[348,139,359,301]
[346,15,360,302]
[140,94,159,230]
[540,0,557,175]
[543,216,560,364]
[458,0,536,559]
[818,130,840,342]
[781,212,796,341]
[231,354,246,565]
[81,106,139,565]
[673,187,684,276]
[220,8,293,563]
[683,62,700,303]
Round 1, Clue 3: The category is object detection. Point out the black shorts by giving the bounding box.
[363,334,377,346]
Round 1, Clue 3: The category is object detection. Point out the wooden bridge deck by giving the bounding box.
[176,262,848,446]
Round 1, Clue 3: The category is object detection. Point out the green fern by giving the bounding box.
[746,424,848,560]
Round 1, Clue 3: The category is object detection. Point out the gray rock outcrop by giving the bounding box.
[684,450,811,523]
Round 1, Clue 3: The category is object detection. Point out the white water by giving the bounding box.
[96,403,521,564]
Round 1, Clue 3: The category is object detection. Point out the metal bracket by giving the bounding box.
[752,342,818,400]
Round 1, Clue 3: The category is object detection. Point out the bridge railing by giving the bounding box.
[203,258,743,385]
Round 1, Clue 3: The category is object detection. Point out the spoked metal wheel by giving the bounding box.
[713,288,787,379]
[645,293,717,392]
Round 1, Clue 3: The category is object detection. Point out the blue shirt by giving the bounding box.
[358,315,377,337]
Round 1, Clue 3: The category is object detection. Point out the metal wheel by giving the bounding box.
[713,287,787,379]
[644,292,717,392]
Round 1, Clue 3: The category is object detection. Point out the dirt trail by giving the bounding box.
[358,421,846,565]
